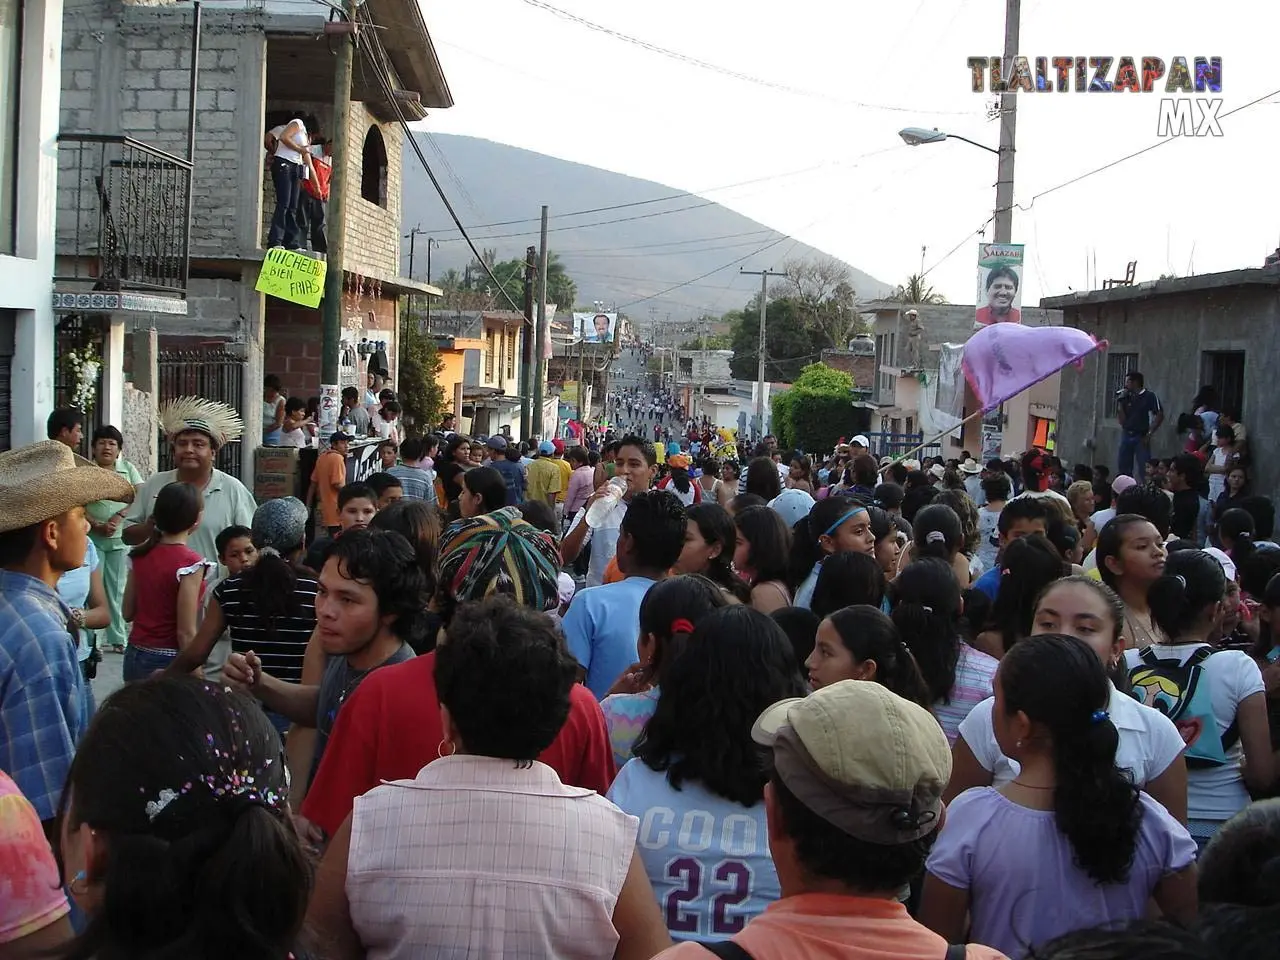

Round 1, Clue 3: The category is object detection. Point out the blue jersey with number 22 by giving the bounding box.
[608,758,780,943]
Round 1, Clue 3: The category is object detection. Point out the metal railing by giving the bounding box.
[157,349,245,478]
[866,431,942,461]
[55,134,193,295]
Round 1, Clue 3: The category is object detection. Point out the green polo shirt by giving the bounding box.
[86,458,143,553]
[124,468,257,564]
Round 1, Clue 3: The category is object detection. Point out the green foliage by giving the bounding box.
[770,362,866,454]
[398,310,446,435]
[680,333,733,350]
[896,273,948,305]
[729,297,831,382]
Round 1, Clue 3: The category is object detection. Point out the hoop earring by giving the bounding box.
[1015,739,1023,749]
[437,738,456,759]
[70,869,89,896]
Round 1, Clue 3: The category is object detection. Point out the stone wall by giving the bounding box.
[342,102,402,280]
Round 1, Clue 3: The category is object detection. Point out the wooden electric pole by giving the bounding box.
[531,206,549,438]
[739,268,786,440]
[520,244,535,439]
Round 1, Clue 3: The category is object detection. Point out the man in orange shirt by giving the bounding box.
[653,681,1007,960]
[307,432,350,536]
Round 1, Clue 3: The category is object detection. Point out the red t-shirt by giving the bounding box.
[128,543,207,650]
[301,652,618,837]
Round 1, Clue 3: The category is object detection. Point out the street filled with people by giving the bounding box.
[3,357,1280,960]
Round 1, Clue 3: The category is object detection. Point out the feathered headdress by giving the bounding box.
[159,397,244,447]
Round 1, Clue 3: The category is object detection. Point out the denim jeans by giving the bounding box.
[267,158,303,248]
[1117,432,1150,481]
[299,193,327,253]
[122,645,179,683]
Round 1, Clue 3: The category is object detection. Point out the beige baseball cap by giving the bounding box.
[752,680,951,844]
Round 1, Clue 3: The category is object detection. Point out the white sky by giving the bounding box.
[416,0,1280,312]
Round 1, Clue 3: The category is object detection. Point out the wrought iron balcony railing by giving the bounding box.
[55,134,193,296]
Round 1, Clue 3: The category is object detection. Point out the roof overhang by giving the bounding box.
[1040,266,1280,310]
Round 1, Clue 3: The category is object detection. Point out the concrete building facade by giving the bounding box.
[1042,267,1280,495]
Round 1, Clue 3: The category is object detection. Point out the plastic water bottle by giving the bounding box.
[585,477,627,528]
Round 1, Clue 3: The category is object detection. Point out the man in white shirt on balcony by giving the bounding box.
[266,116,312,250]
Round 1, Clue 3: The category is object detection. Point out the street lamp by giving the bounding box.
[898,127,998,156]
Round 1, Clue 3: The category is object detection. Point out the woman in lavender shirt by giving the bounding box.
[919,634,1198,958]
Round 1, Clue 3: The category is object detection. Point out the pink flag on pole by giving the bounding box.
[962,323,1105,412]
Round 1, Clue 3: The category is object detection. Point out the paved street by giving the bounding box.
[91,649,125,703]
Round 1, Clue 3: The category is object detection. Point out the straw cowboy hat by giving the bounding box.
[0,440,136,534]
[960,458,982,475]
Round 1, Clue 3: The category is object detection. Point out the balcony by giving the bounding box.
[54,134,193,315]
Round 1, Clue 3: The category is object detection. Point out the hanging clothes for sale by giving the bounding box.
[367,343,389,380]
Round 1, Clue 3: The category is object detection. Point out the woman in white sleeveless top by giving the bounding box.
[305,597,671,960]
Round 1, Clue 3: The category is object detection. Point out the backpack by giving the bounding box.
[702,941,967,960]
[1127,645,1239,767]
[302,155,332,202]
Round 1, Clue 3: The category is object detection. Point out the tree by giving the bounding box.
[398,310,446,435]
[775,255,866,347]
[545,252,577,312]
[770,362,865,453]
[680,333,733,350]
[729,295,830,383]
[896,273,948,305]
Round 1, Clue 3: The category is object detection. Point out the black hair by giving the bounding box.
[461,465,507,514]
[888,558,963,704]
[985,534,1068,653]
[667,459,692,494]
[365,472,402,497]
[47,407,85,440]
[567,445,590,467]
[619,489,687,572]
[0,523,41,568]
[215,524,254,557]
[997,496,1050,536]
[381,401,402,418]
[1237,496,1275,540]
[617,433,658,466]
[873,482,904,509]
[851,454,878,488]
[811,552,884,619]
[826,605,932,706]
[284,396,306,415]
[264,373,282,391]
[1218,507,1256,570]
[1046,516,1081,560]
[887,461,908,486]
[1215,423,1235,441]
[444,435,471,463]
[998,633,1142,884]
[399,436,424,462]
[786,495,862,591]
[771,606,821,669]
[1095,513,1164,590]
[769,773,937,891]
[1034,575,1126,653]
[985,264,1020,290]
[912,503,962,561]
[368,500,439,611]
[515,499,557,536]
[684,502,750,601]
[92,424,124,447]
[1148,548,1226,640]
[636,574,729,687]
[720,460,740,478]
[734,504,792,586]
[434,596,577,761]
[635,605,806,806]
[338,482,377,509]
[1193,384,1220,410]
[1115,483,1172,538]
[52,677,309,960]
[131,482,203,559]
[341,386,359,402]
[981,472,1012,502]
[1252,573,1280,660]
[1028,922,1217,960]
[1199,797,1280,907]
[745,456,782,500]
[728,493,765,515]
[1198,903,1280,960]
[1126,370,1145,389]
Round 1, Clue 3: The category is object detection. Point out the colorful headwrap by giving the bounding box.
[438,506,562,612]
[667,453,692,470]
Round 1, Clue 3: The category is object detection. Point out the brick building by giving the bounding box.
[54,0,449,481]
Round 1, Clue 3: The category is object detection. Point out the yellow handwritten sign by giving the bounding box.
[255,249,327,308]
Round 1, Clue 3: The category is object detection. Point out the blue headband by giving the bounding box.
[823,506,868,538]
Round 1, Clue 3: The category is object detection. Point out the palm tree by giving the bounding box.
[896,273,948,305]
[545,252,577,311]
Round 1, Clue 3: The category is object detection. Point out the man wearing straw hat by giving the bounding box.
[0,439,135,825]
[123,398,257,565]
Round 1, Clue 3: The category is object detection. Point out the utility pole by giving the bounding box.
[520,245,535,438]
[404,224,423,323]
[576,337,585,422]
[993,0,1019,244]
[531,206,549,439]
[319,0,356,435]
[740,268,786,441]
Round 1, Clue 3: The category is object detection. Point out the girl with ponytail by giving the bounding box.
[922,634,1198,958]
[975,533,1068,658]
[600,574,728,768]
[1124,548,1275,850]
[1218,506,1257,572]
[805,604,932,707]
[54,677,311,960]
[674,502,750,602]
[890,557,998,744]
[899,503,972,589]
[787,495,877,609]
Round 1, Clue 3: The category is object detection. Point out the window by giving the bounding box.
[1105,352,1138,415]
[485,327,496,380]
[360,126,387,207]
[1200,351,1245,418]
[905,416,915,436]
[0,0,20,254]
[505,330,516,379]
[679,357,693,377]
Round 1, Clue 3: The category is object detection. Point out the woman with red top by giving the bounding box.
[122,482,209,682]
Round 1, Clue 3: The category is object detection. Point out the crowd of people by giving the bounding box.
[5,382,1280,960]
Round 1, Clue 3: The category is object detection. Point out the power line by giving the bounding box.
[516,0,975,116]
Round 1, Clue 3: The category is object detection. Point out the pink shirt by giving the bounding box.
[0,772,69,945]
[347,755,638,959]
[565,465,596,515]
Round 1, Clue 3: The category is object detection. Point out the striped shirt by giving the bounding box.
[213,573,318,684]
[932,642,999,746]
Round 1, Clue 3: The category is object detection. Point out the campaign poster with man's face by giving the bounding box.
[975,243,1025,328]
[574,312,617,343]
